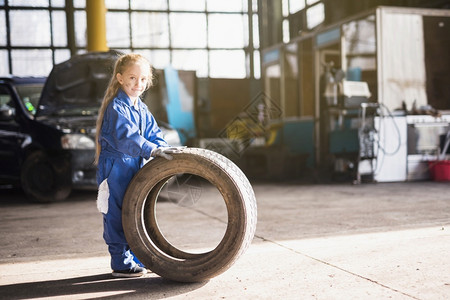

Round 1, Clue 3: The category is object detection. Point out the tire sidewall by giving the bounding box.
[122,148,256,282]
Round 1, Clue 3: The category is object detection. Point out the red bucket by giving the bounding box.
[428,160,450,181]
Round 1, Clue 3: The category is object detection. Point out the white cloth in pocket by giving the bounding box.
[96,179,109,214]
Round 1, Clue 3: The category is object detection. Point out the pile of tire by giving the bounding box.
[122,148,257,282]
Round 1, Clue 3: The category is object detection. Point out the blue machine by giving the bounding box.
[164,66,196,145]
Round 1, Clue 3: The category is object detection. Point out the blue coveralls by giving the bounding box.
[96,89,168,271]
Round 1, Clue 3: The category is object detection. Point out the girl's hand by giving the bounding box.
[151,146,186,160]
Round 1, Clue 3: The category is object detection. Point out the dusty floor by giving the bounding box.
[0,180,449,299]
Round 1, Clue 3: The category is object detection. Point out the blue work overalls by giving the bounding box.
[96,89,168,271]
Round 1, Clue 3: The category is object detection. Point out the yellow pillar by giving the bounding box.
[86,0,109,52]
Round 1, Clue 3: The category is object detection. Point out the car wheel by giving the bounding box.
[20,151,72,202]
[122,148,257,282]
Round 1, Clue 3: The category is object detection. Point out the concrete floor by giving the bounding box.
[0,180,449,299]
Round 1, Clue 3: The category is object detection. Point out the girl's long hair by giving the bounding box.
[94,53,154,165]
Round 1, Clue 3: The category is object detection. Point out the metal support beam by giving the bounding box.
[65,0,77,56]
[86,0,108,52]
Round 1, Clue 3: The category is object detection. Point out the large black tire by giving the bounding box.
[122,148,257,282]
[20,151,72,202]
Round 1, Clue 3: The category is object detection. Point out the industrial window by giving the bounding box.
[0,1,68,76]
[0,0,260,79]
[169,13,207,48]
[131,12,170,49]
[284,0,325,42]
[10,10,51,46]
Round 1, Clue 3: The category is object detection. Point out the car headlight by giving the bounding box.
[61,134,95,150]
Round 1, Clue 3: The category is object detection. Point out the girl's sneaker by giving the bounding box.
[112,266,148,278]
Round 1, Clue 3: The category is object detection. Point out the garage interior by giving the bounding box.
[1,0,450,299]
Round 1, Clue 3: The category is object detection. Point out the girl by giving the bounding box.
[95,53,179,278]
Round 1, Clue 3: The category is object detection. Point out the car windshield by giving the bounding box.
[15,84,44,116]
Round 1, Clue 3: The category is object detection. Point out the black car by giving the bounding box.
[0,51,181,202]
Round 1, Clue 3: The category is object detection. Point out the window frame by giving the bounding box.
[0,0,261,79]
